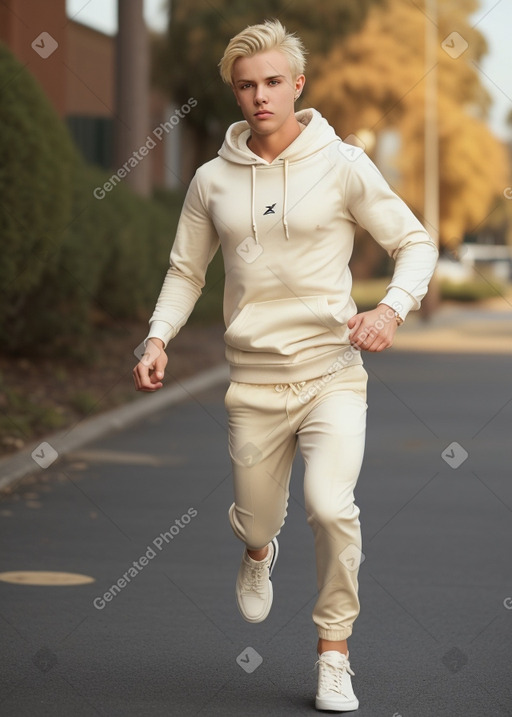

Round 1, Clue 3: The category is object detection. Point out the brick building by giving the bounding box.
[0,0,182,191]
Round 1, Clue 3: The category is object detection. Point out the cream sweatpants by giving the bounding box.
[225,363,368,641]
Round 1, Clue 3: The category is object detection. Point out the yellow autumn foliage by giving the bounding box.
[307,0,508,248]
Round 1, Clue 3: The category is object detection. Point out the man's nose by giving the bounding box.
[254,86,268,104]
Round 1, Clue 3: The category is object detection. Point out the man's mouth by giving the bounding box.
[254,110,273,117]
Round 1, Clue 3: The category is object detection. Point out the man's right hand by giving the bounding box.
[133,338,168,392]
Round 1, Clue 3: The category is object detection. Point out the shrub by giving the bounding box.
[0,43,182,357]
[95,181,177,319]
[439,277,507,302]
[0,41,79,349]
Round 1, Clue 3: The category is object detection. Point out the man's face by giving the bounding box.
[231,50,305,138]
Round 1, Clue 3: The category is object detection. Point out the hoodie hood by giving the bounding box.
[218,108,339,166]
[218,109,340,242]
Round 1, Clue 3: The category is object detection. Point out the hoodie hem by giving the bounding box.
[227,346,363,384]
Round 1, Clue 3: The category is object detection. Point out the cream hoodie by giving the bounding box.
[147,109,438,382]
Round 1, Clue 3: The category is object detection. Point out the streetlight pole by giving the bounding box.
[422,0,440,318]
[114,0,151,197]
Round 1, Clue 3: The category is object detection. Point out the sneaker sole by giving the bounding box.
[268,537,279,579]
[236,538,279,623]
[315,695,359,712]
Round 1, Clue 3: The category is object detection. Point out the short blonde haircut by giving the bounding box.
[219,19,307,85]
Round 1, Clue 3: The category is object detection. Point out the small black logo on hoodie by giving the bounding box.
[263,204,276,215]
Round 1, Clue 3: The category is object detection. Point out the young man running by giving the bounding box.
[133,19,438,712]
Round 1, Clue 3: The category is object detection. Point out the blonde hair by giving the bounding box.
[219,19,307,85]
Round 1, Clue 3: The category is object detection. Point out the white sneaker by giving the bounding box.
[235,538,279,623]
[315,650,359,712]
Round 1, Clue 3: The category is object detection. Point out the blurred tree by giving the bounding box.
[152,0,383,166]
[308,0,508,250]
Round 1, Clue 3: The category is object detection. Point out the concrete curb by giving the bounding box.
[0,363,229,493]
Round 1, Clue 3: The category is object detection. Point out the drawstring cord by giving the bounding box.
[274,381,306,395]
[251,164,259,244]
[283,158,290,240]
[250,159,290,244]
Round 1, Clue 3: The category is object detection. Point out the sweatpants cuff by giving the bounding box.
[317,626,353,641]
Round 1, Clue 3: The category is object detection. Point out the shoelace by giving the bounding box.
[315,655,355,696]
[241,558,269,596]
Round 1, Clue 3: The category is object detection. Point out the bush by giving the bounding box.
[0,41,79,349]
[95,181,178,320]
[351,276,509,310]
[8,165,183,358]
[0,43,182,358]
[9,164,117,356]
[439,277,508,302]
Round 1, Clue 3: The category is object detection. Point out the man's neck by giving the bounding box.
[247,118,303,163]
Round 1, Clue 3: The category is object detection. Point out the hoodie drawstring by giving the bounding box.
[283,158,290,240]
[251,164,259,244]
[250,159,290,244]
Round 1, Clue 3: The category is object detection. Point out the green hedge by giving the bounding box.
[0,42,182,358]
[0,42,78,332]
[439,277,507,302]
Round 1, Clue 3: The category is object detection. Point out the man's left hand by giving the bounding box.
[347,303,399,352]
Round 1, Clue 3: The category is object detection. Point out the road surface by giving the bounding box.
[0,349,511,716]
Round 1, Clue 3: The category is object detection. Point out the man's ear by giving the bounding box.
[295,74,306,95]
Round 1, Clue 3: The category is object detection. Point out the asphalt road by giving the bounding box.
[1,350,511,716]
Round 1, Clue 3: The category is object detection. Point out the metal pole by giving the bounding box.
[114,0,151,197]
[421,0,440,318]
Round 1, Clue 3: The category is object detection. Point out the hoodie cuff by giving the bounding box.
[144,321,176,350]
[379,287,420,321]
